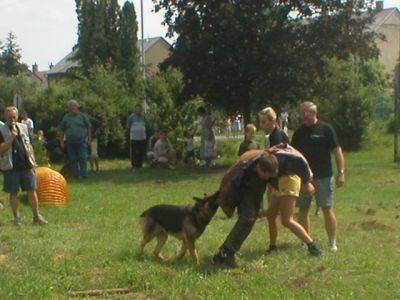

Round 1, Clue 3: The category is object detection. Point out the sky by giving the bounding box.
[0,0,399,72]
[0,0,170,71]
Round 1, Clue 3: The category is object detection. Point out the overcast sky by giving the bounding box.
[0,0,399,72]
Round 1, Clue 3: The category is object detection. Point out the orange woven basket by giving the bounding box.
[36,167,68,206]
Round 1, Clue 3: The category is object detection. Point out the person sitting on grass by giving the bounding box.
[146,129,161,165]
[153,129,177,168]
[238,123,260,156]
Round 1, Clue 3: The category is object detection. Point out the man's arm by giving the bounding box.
[0,129,16,154]
[59,132,65,148]
[334,146,345,187]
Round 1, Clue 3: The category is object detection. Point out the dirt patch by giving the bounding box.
[355,206,377,215]
[347,219,394,231]
[288,265,326,290]
[0,254,7,264]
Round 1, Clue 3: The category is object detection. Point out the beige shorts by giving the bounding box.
[90,138,99,159]
[268,175,301,199]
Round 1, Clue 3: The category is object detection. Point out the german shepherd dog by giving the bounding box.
[139,191,220,266]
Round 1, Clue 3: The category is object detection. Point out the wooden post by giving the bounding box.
[395,64,400,162]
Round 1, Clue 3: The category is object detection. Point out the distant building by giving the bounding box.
[46,37,172,85]
[26,63,47,87]
[369,3,400,75]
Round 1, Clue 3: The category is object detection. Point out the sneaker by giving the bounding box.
[0,201,4,209]
[33,214,48,225]
[14,216,22,226]
[307,243,322,256]
[212,250,238,268]
[329,242,338,252]
[265,245,278,254]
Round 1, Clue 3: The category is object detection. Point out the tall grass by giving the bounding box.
[0,133,399,299]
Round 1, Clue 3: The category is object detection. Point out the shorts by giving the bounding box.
[90,138,99,159]
[3,169,37,193]
[296,176,334,208]
[268,175,301,199]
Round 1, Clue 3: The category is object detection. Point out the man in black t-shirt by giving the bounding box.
[292,101,345,252]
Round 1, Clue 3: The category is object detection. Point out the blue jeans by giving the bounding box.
[66,141,88,178]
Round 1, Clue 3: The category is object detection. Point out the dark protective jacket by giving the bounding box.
[217,145,312,217]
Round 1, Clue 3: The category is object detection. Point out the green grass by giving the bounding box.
[1,133,400,299]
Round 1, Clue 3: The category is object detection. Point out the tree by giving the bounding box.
[75,0,121,72]
[154,0,378,122]
[314,57,390,150]
[117,1,140,88]
[0,32,28,76]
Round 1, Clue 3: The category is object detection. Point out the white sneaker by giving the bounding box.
[329,242,338,252]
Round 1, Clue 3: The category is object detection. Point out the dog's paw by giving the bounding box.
[154,253,168,261]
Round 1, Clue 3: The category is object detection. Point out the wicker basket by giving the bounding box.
[36,167,68,206]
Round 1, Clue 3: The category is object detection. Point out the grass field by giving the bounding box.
[0,132,399,299]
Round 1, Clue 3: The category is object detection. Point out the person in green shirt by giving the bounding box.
[238,123,260,156]
[59,100,92,179]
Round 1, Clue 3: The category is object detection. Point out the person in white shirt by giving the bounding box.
[21,111,34,139]
[125,104,148,170]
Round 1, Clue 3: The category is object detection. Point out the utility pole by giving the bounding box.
[395,63,400,162]
[140,0,147,111]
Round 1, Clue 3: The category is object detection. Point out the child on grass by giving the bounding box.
[238,123,260,156]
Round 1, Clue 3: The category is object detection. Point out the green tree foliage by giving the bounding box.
[0,68,193,160]
[118,1,140,88]
[34,65,134,159]
[154,0,378,122]
[74,0,140,86]
[145,68,203,144]
[314,57,390,150]
[0,74,38,109]
[0,32,28,76]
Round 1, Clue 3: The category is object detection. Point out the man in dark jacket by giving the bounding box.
[214,146,321,267]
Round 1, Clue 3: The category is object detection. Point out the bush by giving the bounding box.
[145,68,204,143]
[314,57,390,151]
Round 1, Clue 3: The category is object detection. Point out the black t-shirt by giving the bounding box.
[291,121,340,179]
[0,126,31,171]
[269,127,289,146]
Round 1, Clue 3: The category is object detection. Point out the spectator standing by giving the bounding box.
[0,119,4,209]
[183,130,196,165]
[0,106,48,225]
[21,111,34,140]
[280,111,289,135]
[197,106,217,166]
[232,114,242,138]
[238,123,259,156]
[291,101,345,252]
[259,106,288,148]
[88,115,101,173]
[225,116,232,138]
[59,100,92,179]
[126,104,148,170]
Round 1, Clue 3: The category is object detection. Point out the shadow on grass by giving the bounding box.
[66,165,229,186]
[122,248,241,276]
